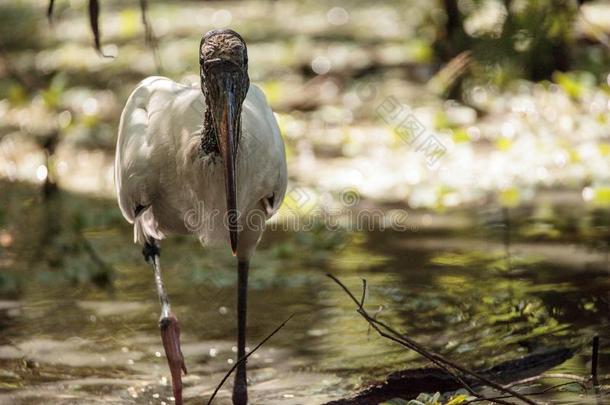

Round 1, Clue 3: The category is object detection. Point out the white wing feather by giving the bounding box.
[115,76,287,246]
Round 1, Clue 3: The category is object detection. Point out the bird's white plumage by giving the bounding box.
[115,76,287,258]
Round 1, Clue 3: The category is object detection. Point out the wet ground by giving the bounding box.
[0,181,608,404]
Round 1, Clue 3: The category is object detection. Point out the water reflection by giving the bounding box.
[0,181,608,404]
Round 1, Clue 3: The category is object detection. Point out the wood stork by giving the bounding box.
[114,29,287,405]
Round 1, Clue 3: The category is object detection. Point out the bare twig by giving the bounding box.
[46,0,158,61]
[138,0,163,73]
[327,274,539,405]
[327,274,485,400]
[464,381,587,404]
[87,0,110,57]
[359,279,367,307]
[368,316,486,401]
[47,0,55,22]
[205,313,295,405]
[505,373,588,388]
[88,0,101,53]
[327,274,514,403]
[427,50,472,95]
[367,305,383,338]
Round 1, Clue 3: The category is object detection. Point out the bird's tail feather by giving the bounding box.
[134,208,165,245]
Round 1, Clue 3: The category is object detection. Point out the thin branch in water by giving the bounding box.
[370,309,530,404]
[327,274,482,399]
[205,313,295,405]
[505,373,589,389]
[591,336,603,405]
[367,305,383,339]
[359,278,367,307]
[592,336,600,385]
[326,274,539,405]
[464,381,588,404]
[368,314,486,401]
[369,305,533,403]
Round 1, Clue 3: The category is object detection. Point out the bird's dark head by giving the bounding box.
[199,29,249,256]
[199,29,249,98]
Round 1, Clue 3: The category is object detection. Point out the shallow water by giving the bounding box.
[0,181,608,404]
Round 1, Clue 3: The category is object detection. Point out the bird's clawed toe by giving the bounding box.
[160,313,187,405]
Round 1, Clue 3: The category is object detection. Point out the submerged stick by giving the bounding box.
[591,336,600,385]
[205,313,294,405]
[505,373,588,389]
[464,381,587,404]
[327,274,538,405]
[326,274,508,403]
[591,336,602,405]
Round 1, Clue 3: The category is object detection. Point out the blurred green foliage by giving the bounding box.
[436,0,610,92]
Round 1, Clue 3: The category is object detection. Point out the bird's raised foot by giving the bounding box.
[160,314,187,405]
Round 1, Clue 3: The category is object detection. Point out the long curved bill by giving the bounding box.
[215,73,240,255]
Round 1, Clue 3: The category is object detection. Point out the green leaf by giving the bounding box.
[446,394,469,405]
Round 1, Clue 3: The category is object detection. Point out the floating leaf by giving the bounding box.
[446,394,468,405]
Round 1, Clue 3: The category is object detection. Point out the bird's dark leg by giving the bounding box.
[143,240,187,405]
[232,260,249,405]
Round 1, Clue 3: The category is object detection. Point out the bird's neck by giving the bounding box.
[201,104,220,155]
